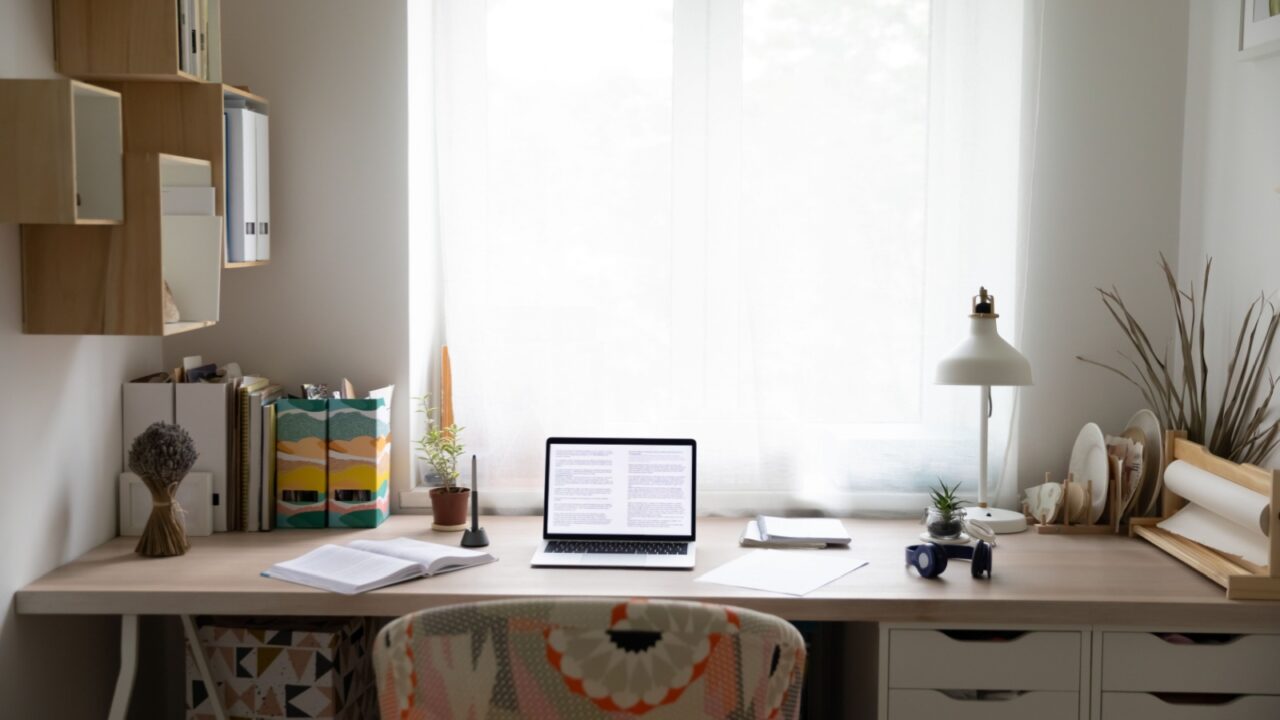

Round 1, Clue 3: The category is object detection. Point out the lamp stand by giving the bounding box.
[965,384,1028,534]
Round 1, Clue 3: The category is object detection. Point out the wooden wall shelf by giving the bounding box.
[104,81,270,269]
[53,0,223,82]
[22,153,222,336]
[0,79,123,225]
[14,2,273,335]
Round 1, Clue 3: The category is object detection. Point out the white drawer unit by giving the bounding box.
[1100,632,1280,695]
[887,689,1078,720]
[1101,692,1280,719]
[888,629,1082,691]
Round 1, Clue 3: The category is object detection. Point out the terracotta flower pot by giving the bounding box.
[430,487,471,531]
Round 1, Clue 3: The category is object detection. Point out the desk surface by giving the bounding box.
[17,516,1280,627]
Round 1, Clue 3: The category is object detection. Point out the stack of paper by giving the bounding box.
[740,521,826,548]
[754,515,852,546]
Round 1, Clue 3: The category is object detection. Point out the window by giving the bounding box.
[411,0,1029,513]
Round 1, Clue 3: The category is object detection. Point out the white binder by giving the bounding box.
[176,383,232,531]
[253,111,270,261]
[185,0,199,77]
[119,471,214,537]
[225,107,257,262]
[122,383,175,470]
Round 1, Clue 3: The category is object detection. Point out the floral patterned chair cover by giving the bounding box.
[373,598,806,720]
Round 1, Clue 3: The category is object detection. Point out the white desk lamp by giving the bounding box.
[936,287,1032,534]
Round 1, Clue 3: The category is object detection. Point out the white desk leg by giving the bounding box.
[181,614,228,720]
[107,614,138,720]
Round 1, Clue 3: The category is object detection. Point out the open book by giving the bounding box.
[262,537,496,595]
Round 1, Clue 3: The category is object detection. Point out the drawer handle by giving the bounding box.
[937,690,1027,702]
[1152,632,1242,646]
[938,630,1028,642]
[1149,692,1245,707]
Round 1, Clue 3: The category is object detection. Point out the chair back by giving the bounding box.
[374,597,806,719]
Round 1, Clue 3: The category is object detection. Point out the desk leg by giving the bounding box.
[181,615,228,720]
[107,614,138,720]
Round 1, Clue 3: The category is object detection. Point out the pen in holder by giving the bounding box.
[461,454,489,548]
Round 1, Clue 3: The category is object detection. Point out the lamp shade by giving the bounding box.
[936,317,1033,386]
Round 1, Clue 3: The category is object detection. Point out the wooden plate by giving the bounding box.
[1124,409,1164,516]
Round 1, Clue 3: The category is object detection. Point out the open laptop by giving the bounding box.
[531,437,697,569]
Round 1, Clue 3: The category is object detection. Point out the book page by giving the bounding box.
[267,544,419,594]
[348,537,493,575]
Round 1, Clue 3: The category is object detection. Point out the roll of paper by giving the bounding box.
[1160,504,1270,566]
[1158,460,1272,566]
[1162,460,1270,536]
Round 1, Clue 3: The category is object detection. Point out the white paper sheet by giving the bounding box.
[1159,503,1270,566]
[696,550,867,596]
[1163,460,1271,535]
[756,516,851,543]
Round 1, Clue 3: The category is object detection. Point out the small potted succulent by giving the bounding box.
[925,479,967,540]
[414,395,468,531]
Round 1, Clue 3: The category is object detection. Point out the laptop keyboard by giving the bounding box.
[546,540,689,555]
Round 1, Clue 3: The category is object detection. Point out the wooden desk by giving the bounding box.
[18,516,1280,720]
[18,515,1280,627]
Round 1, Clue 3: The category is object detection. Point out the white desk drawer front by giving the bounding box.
[1101,632,1280,694]
[887,689,1077,720]
[888,629,1081,691]
[1102,693,1280,720]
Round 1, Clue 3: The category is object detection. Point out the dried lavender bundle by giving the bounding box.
[128,422,199,557]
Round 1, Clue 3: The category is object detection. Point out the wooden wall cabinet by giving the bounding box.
[53,0,223,82]
[0,79,123,225]
[106,81,270,268]
[11,1,271,335]
[22,153,222,336]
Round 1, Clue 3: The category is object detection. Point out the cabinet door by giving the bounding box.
[253,110,269,261]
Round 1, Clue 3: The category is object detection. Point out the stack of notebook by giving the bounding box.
[739,515,852,548]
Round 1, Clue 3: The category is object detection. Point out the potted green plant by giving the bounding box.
[414,395,469,531]
[926,479,967,540]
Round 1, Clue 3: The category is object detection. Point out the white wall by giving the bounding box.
[1015,0,1189,489]
[164,0,413,504]
[0,2,163,716]
[1179,0,1280,467]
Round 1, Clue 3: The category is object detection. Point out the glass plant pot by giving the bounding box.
[926,507,964,539]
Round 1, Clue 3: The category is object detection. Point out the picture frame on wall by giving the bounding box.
[1239,0,1280,60]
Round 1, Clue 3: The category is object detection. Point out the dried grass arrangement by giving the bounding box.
[128,421,199,557]
[1078,254,1280,465]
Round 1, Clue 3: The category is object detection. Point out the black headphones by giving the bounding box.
[905,541,992,579]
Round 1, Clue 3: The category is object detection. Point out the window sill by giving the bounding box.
[399,486,436,509]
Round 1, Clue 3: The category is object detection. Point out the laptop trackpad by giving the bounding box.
[581,554,646,567]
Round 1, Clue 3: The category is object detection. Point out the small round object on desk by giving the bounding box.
[963,505,1028,534]
[919,530,973,546]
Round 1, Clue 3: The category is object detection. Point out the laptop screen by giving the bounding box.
[544,438,696,541]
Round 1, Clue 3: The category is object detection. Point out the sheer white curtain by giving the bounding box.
[410,0,1031,514]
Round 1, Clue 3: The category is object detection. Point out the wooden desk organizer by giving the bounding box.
[1129,430,1280,600]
